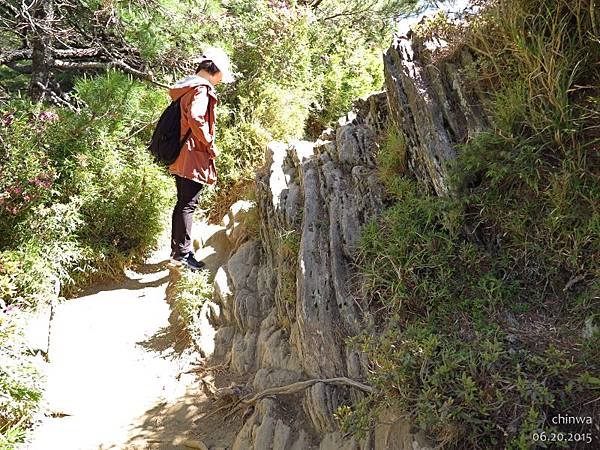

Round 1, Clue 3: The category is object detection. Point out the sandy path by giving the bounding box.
[23,222,234,450]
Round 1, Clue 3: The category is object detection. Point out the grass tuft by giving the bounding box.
[170,269,213,342]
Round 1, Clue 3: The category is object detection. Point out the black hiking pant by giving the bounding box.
[171,175,204,258]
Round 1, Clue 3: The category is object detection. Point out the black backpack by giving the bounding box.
[148,95,191,165]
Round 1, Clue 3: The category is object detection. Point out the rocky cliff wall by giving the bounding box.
[208,92,422,450]
[384,28,489,195]
[200,24,487,450]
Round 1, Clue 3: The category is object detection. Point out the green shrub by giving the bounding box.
[275,229,301,329]
[311,44,385,131]
[347,173,597,447]
[0,311,44,449]
[1,71,173,305]
[375,127,407,197]
[1,107,86,307]
[171,269,212,340]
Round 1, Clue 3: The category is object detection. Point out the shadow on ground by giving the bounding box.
[109,369,243,450]
[110,227,241,450]
[78,260,172,296]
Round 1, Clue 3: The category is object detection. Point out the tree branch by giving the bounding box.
[0,49,32,65]
[53,47,102,58]
[321,3,378,22]
[52,59,170,88]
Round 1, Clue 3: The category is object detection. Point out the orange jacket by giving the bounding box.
[168,76,219,185]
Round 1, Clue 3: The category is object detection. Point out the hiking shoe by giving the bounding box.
[171,252,206,271]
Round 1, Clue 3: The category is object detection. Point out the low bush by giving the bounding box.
[170,269,213,343]
[1,71,173,308]
[349,176,598,447]
[275,228,301,330]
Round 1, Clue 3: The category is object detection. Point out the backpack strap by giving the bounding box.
[179,129,192,149]
[175,91,192,149]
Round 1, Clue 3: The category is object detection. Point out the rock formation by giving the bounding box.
[199,21,488,450]
[384,28,489,195]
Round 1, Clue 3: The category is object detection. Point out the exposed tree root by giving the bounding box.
[240,377,374,405]
[202,376,373,422]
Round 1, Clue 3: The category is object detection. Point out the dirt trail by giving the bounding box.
[23,222,237,450]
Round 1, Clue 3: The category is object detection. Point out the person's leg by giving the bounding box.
[171,175,183,257]
[171,175,203,259]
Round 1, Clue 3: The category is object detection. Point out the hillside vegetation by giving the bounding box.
[344,0,600,448]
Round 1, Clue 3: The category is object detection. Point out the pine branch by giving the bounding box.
[0,49,32,65]
[52,59,170,88]
[53,47,102,58]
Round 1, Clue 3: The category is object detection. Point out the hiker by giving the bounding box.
[168,47,235,270]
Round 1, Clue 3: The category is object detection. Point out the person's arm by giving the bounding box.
[188,86,213,148]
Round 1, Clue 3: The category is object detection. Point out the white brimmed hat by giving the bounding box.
[196,47,235,83]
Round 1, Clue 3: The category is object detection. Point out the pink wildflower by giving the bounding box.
[38,111,59,122]
[0,113,14,127]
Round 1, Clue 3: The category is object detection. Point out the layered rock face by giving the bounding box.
[205,25,487,450]
[384,29,489,195]
[210,93,418,449]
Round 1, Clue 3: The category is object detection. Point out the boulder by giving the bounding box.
[222,199,256,250]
